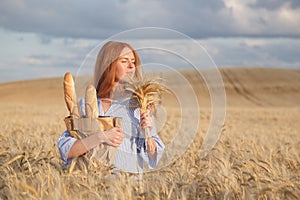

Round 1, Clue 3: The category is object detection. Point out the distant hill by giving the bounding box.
[0,67,299,107]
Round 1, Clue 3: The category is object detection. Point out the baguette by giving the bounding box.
[63,72,80,118]
[85,84,99,118]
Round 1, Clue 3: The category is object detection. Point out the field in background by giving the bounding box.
[0,67,299,199]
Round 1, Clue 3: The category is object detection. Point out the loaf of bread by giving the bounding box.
[63,72,80,118]
[85,84,99,118]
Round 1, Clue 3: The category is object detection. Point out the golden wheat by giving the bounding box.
[1,103,299,199]
[125,76,169,113]
[1,69,300,199]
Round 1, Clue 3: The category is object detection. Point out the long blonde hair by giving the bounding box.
[94,41,142,98]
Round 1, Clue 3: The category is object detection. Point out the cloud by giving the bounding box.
[249,0,300,10]
[0,1,125,38]
[0,0,299,39]
[206,38,300,68]
[38,35,52,45]
[0,1,299,83]
[0,33,299,83]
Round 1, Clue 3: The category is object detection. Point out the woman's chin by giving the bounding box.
[127,72,134,77]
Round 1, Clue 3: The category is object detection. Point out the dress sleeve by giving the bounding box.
[57,130,77,168]
[148,134,165,168]
[138,117,165,169]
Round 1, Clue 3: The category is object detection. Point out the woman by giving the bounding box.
[58,41,165,173]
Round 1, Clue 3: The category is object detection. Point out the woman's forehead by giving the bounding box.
[119,47,134,58]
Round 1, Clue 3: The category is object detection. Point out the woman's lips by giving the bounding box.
[126,71,134,75]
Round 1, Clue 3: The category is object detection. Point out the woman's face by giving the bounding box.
[115,47,136,82]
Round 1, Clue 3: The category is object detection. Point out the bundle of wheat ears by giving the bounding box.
[125,76,170,149]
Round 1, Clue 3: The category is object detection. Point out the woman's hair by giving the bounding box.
[94,41,142,98]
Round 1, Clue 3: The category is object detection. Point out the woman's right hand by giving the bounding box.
[102,127,124,147]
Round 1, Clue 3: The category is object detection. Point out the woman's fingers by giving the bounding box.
[140,110,150,120]
[140,110,152,129]
[140,121,152,128]
[104,127,124,147]
[112,128,124,146]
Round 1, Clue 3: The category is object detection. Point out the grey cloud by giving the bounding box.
[29,54,51,60]
[267,42,300,63]
[249,0,286,10]
[239,39,300,63]
[249,0,300,10]
[160,0,225,11]
[0,0,126,38]
[121,0,229,37]
[24,53,82,70]
[38,35,52,44]
[0,0,299,39]
[290,1,300,8]
[212,39,300,68]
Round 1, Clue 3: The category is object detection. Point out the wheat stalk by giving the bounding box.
[125,76,169,149]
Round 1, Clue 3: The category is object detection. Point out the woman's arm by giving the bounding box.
[67,127,124,158]
[140,110,165,165]
[58,127,124,161]
[67,140,88,158]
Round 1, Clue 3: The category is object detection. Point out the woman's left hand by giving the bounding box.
[140,110,153,131]
[146,137,157,154]
[140,110,157,158]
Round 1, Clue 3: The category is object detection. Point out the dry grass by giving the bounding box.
[1,68,300,199]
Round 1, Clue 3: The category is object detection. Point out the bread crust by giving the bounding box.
[63,72,80,118]
[85,84,99,118]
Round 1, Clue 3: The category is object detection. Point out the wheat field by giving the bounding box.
[0,68,299,199]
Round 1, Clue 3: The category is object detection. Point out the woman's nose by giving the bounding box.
[128,62,134,68]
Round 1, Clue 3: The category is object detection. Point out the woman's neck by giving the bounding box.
[101,97,113,102]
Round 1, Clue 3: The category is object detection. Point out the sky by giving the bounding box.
[0,0,299,83]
